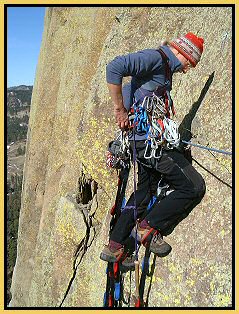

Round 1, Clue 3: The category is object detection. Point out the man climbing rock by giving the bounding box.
[100,32,206,264]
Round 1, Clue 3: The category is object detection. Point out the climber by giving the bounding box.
[100,32,206,263]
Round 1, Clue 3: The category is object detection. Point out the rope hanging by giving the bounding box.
[181,140,232,156]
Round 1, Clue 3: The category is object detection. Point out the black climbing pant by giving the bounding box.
[110,141,206,244]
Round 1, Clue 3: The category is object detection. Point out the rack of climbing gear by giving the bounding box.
[129,90,180,161]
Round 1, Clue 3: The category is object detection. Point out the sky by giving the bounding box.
[7,7,46,87]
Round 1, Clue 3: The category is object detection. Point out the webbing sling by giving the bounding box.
[156,48,175,117]
[103,162,131,307]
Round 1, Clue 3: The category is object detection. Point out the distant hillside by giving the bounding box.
[7,85,32,144]
[8,85,33,91]
[7,85,33,115]
[7,85,33,304]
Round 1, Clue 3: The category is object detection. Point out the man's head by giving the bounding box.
[170,32,204,73]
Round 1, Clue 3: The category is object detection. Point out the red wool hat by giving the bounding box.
[170,32,204,67]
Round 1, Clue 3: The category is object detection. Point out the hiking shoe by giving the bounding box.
[149,232,172,257]
[121,254,135,271]
[131,225,172,257]
[100,244,124,263]
[131,225,155,245]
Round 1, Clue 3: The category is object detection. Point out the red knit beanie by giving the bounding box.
[170,32,204,67]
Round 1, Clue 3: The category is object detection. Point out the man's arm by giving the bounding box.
[106,50,161,129]
[107,83,129,130]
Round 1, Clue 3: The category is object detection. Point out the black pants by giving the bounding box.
[110,141,206,244]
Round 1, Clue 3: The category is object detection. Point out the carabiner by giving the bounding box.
[151,138,162,159]
[144,141,153,159]
[152,145,162,159]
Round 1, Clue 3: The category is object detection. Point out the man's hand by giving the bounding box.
[114,107,129,130]
[108,83,129,130]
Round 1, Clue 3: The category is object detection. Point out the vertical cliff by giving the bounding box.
[9,7,233,307]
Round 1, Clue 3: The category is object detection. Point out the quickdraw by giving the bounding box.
[144,138,162,159]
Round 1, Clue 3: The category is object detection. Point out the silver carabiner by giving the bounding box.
[152,145,162,159]
[120,131,125,152]
[151,138,162,159]
[144,141,154,159]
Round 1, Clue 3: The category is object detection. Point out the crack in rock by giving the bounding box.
[59,194,99,307]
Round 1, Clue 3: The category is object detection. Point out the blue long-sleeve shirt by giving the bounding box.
[106,46,182,98]
[106,46,182,140]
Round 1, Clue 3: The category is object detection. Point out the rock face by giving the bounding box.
[9,7,233,307]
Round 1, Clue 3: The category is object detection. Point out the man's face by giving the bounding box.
[175,52,193,74]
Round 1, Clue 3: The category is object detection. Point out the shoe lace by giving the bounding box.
[124,254,135,263]
[152,231,162,243]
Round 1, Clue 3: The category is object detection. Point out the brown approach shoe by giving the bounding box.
[131,225,155,245]
[121,254,135,271]
[149,232,172,257]
[131,226,172,257]
[100,244,124,263]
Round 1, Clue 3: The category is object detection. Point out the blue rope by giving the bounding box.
[181,140,232,156]
[132,128,139,261]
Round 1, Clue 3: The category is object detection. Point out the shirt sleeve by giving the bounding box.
[106,50,162,84]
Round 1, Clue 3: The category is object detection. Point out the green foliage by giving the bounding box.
[8,86,33,106]
[7,174,23,304]
[16,145,26,156]
[13,89,32,104]
[7,116,29,144]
